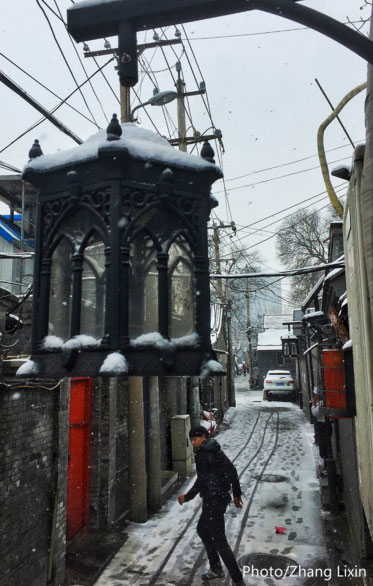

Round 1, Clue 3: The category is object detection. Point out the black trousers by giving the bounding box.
[314,421,328,460]
[197,496,242,584]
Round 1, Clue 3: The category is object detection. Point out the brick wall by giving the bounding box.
[51,379,70,586]
[0,377,69,586]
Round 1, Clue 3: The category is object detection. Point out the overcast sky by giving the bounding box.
[0,0,370,298]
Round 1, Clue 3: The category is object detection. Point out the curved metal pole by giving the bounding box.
[255,0,373,65]
[129,101,150,122]
[68,0,373,66]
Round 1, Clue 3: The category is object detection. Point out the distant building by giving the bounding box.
[0,214,34,294]
[263,314,292,330]
[256,313,295,381]
[0,175,36,294]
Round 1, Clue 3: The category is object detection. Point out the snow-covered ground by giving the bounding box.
[93,378,333,586]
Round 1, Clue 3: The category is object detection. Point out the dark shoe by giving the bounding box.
[232,581,245,586]
[202,568,225,581]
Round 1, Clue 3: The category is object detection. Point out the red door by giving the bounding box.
[67,377,92,541]
[323,349,346,410]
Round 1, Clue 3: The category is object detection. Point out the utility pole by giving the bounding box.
[173,61,215,150]
[120,86,131,123]
[176,63,187,152]
[212,224,223,300]
[209,222,236,300]
[245,279,254,388]
[208,223,237,407]
[226,290,236,407]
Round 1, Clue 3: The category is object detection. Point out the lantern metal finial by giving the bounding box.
[106,113,122,141]
[159,167,174,189]
[28,139,43,160]
[201,140,215,164]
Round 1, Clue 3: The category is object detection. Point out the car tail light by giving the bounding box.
[287,380,295,385]
[265,380,272,384]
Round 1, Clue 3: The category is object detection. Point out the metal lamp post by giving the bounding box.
[20,118,223,379]
[130,90,178,122]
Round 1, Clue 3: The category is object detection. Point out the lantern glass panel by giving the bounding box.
[129,232,158,339]
[48,237,73,340]
[291,343,298,356]
[144,260,158,333]
[168,239,195,338]
[80,236,106,338]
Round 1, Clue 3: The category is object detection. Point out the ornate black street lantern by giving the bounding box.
[281,335,299,358]
[19,119,223,378]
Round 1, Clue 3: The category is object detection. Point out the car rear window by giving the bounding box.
[268,371,291,375]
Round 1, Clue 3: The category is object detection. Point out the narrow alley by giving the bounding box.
[88,378,362,586]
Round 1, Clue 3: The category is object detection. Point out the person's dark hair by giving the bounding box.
[189,425,209,439]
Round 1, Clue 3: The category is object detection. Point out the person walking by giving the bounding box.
[178,426,245,585]
[311,388,329,476]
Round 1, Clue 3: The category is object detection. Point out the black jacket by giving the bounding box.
[184,437,241,502]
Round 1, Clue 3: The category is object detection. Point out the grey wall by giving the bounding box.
[89,377,129,530]
[257,350,295,383]
[339,418,373,560]
[159,377,187,470]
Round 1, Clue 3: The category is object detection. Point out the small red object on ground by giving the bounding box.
[275,526,287,534]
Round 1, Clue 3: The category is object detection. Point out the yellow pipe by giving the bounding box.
[317,81,367,218]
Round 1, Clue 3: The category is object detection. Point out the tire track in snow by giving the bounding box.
[222,409,280,586]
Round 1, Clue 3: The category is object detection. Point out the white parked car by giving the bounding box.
[263,370,296,401]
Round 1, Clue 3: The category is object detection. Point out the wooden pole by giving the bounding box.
[147,376,162,513]
[128,376,147,522]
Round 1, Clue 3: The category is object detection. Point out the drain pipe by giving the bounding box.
[317,81,367,218]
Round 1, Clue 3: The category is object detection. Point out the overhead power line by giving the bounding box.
[0,58,113,154]
[0,160,21,173]
[0,51,100,127]
[216,183,345,242]
[186,20,368,41]
[35,0,100,129]
[218,199,334,258]
[0,69,82,145]
[211,260,344,280]
[223,140,363,184]
[52,0,109,123]
[214,156,351,194]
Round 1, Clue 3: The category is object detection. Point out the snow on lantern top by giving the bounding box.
[24,121,222,182]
